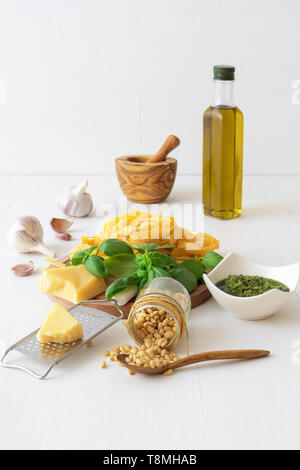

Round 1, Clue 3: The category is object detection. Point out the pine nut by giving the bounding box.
[164,330,175,339]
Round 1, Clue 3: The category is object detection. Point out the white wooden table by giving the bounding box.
[0,175,299,450]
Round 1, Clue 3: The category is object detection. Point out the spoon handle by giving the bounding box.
[169,349,270,370]
[149,135,180,163]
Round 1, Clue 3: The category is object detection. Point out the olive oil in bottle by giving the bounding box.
[202,65,243,219]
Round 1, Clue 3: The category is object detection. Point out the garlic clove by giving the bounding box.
[50,217,73,233]
[11,261,34,277]
[55,232,72,241]
[57,180,93,218]
[75,179,89,196]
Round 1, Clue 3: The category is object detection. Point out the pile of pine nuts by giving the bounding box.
[102,307,179,375]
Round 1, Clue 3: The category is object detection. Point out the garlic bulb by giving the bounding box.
[57,180,93,217]
[6,216,56,257]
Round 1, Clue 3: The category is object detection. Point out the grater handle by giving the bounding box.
[1,347,56,379]
[74,298,125,319]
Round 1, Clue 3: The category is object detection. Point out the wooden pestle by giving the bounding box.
[149,135,180,163]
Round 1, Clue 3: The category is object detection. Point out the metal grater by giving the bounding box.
[0,299,124,379]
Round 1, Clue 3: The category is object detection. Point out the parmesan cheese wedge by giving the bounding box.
[39,264,106,303]
[37,303,83,344]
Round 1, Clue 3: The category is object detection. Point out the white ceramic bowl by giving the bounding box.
[203,252,299,320]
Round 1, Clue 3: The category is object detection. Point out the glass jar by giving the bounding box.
[127,277,191,350]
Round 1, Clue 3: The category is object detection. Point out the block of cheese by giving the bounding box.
[37,303,83,344]
[39,264,106,303]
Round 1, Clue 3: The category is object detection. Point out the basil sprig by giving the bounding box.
[69,237,223,298]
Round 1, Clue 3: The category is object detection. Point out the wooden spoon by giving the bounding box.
[148,134,180,163]
[117,349,270,375]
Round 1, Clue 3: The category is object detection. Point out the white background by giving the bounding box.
[0,0,300,176]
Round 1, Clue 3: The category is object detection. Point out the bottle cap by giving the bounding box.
[213,65,235,81]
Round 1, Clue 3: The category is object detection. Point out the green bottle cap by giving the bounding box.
[213,65,235,80]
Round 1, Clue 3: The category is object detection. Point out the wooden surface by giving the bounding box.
[115,155,177,203]
[48,279,211,318]
[0,175,300,450]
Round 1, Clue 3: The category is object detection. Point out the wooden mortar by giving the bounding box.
[115,135,180,203]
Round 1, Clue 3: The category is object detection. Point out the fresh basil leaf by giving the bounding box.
[85,255,110,278]
[135,252,152,270]
[180,259,205,281]
[104,254,137,277]
[148,268,155,282]
[106,274,140,300]
[169,266,197,293]
[99,239,133,256]
[149,252,177,268]
[158,244,175,251]
[71,247,96,265]
[203,252,223,271]
[130,244,141,251]
[137,268,147,278]
[138,277,148,291]
[131,243,175,253]
[143,252,152,271]
[136,243,160,252]
[131,243,160,253]
[135,252,145,268]
[152,266,172,279]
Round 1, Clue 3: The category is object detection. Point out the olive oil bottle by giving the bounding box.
[202,65,243,219]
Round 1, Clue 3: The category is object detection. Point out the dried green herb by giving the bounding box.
[216,274,289,297]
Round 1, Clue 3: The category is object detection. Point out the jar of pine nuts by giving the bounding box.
[126,277,191,351]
